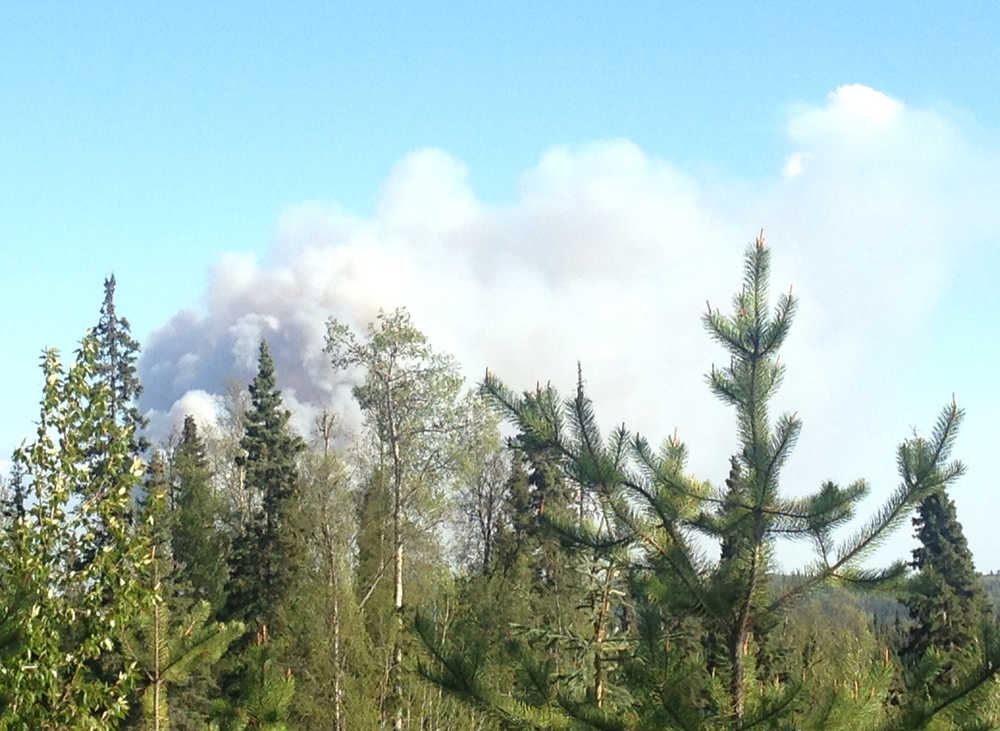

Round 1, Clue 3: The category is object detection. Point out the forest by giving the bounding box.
[2,236,998,730]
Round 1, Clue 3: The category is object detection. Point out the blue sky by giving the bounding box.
[3,2,1000,568]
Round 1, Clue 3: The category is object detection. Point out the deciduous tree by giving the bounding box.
[326,308,466,729]
[0,340,150,727]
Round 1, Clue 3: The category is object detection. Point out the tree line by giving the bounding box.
[1,239,998,729]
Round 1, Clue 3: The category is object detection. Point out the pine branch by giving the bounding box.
[760,289,796,357]
[763,412,801,486]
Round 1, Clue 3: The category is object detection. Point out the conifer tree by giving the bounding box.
[93,274,149,455]
[505,399,604,687]
[123,452,244,730]
[423,233,974,730]
[225,341,305,631]
[440,405,610,715]
[69,275,148,573]
[0,460,27,524]
[892,485,1000,729]
[211,627,296,731]
[904,490,993,665]
[172,415,229,613]
[508,398,580,589]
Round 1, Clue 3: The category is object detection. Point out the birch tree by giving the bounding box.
[326,308,465,729]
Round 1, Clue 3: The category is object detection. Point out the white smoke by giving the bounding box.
[144,389,226,444]
[140,85,1000,568]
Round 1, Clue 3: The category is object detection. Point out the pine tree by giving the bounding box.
[211,627,296,731]
[424,233,974,730]
[122,452,244,730]
[172,415,229,613]
[225,341,305,631]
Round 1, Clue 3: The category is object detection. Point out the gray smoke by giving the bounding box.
[138,86,1000,567]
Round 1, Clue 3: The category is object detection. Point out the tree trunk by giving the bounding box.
[333,590,345,731]
[729,542,761,727]
[729,621,747,725]
[152,545,164,731]
[593,564,615,709]
[389,400,404,731]
[393,520,403,731]
[482,508,492,573]
[329,540,344,731]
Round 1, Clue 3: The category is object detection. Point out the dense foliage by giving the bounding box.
[1,240,997,729]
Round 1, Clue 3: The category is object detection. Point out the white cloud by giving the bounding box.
[833,84,903,123]
[140,86,1000,569]
[791,84,903,137]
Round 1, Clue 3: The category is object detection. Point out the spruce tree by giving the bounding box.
[895,484,1000,730]
[904,490,992,663]
[492,407,578,585]
[172,415,229,613]
[70,275,148,572]
[225,340,305,631]
[93,274,149,454]
[507,405,596,670]
[0,460,27,524]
